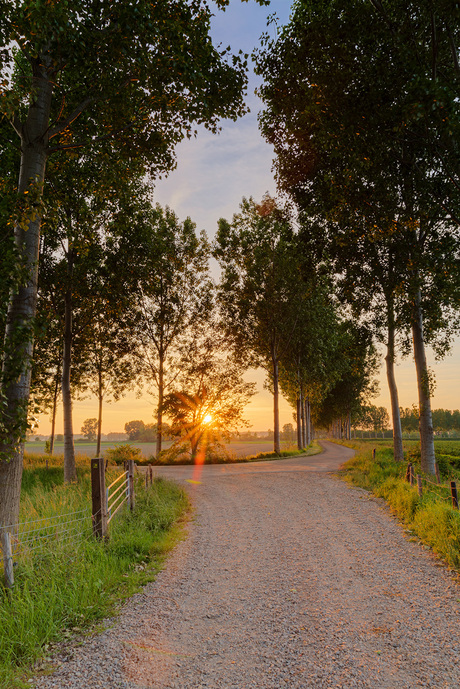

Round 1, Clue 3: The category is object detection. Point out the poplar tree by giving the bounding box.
[0,0,267,528]
[256,0,460,473]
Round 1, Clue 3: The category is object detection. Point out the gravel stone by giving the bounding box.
[32,442,460,688]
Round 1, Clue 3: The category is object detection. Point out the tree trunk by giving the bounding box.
[300,387,306,448]
[273,357,280,454]
[296,395,302,450]
[412,289,436,474]
[385,314,404,462]
[62,285,77,482]
[96,368,103,457]
[49,361,61,455]
[156,352,164,458]
[0,66,53,531]
[305,397,311,446]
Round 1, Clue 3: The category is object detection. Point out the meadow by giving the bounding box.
[1,453,189,689]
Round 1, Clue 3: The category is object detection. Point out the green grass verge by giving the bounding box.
[339,440,460,572]
[244,442,322,462]
[1,458,189,689]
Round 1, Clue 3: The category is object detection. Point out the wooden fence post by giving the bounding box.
[91,458,108,539]
[405,462,412,483]
[128,460,135,511]
[372,448,376,460]
[1,531,14,589]
[149,465,153,486]
[435,462,441,485]
[416,474,423,497]
[450,481,458,509]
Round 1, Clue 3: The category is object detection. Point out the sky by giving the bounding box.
[35,0,460,436]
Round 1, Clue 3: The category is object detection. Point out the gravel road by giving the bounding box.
[34,441,460,688]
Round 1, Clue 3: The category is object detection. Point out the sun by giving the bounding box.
[203,413,213,425]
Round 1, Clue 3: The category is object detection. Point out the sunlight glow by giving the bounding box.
[203,413,213,424]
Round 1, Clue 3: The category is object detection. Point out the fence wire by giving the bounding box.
[0,508,92,567]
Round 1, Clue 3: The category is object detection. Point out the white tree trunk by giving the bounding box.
[0,68,53,530]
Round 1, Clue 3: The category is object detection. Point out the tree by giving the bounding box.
[214,196,306,454]
[132,203,212,457]
[400,406,420,434]
[312,323,378,438]
[81,418,97,443]
[125,421,146,442]
[0,0,266,531]
[163,334,255,462]
[255,0,460,474]
[277,270,344,449]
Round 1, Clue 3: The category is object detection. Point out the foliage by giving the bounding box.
[80,418,97,442]
[130,202,213,454]
[255,0,460,473]
[104,444,143,465]
[162,333,256,461]
[214,195,313,452]
[0,0,267,527]
[0,459,188,689]
[312,322,379,429]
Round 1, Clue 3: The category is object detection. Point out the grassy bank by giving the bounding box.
[1,454,189,689]
[340,440,460,571]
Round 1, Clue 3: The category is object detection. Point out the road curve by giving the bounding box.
[145,440,355,483]
[35,441,460,689]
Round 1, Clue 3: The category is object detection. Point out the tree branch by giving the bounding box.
[48,96,96,140]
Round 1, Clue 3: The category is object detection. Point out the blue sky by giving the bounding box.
[153,0,293,244]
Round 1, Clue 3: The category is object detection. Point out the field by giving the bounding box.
[25,438,289,460]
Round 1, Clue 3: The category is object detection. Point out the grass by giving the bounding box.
[1,454,189,689]
[339,439,460,572]
[244,443,321,462]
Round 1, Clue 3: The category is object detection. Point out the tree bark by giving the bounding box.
[385,312,404,462]
[96,368,103,458]
[301,391,307,448]
[62,284,77,482]
[156,352,164,458]
[0,64,53,531]
[411,289,436,474]
[305,397,311,446]
[296,395,302,450]
[273,356,281,454]
[49,361,61,455]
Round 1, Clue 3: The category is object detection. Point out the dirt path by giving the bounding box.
[36,442,460,688]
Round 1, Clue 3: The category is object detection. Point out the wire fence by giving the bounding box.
[0,508,93,569]
[1,459,148,588]
[405,461,459,508]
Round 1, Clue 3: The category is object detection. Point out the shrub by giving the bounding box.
[105,444,143,465]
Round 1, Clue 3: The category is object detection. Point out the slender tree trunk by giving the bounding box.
[305,397,311,446]
[296,395,302,450]
[0,67,53,531]
[156,352,164,458]
[385,315,404,462]
[96,368,103,457]
[411,289,436,474]
[49,361,61,455]
[62,286,76,482]
[273,356,280,454]
[300,387,306,448]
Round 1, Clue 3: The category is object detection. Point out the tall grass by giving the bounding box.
[1,455,189,689]
[340,441,460,571]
